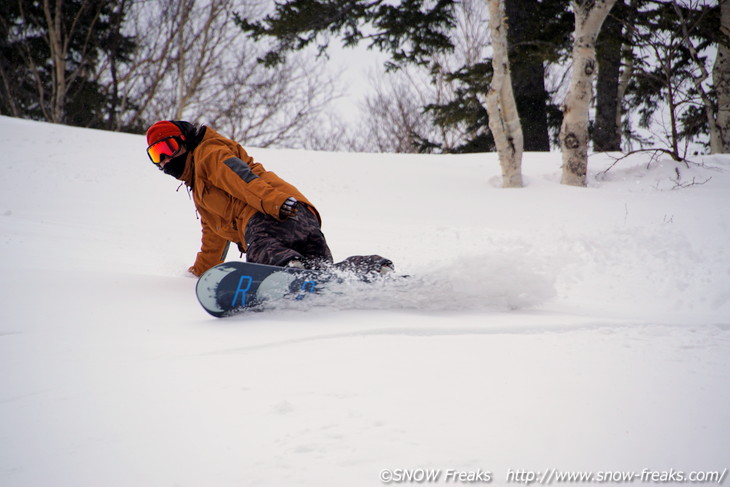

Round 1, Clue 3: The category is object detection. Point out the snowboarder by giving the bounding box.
[146,120,392,277]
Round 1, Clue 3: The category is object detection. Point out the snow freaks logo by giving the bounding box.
[379,468,492,484]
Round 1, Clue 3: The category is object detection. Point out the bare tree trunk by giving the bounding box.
[715,0,730,153]
[560,0,617,187]
[613,0,638,146]
[616,43,634,140]
[34,0,104,124]
[482,0,523,188]
[43,0,66,123]
[104,0,129,130]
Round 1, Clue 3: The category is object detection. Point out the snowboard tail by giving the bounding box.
[195,256,393,318]
[196,261,325,317]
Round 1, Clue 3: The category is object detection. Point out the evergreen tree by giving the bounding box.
[594,0,630,152]
[418,62,496,153]
[239,0,573,153]
[237,0,457,69]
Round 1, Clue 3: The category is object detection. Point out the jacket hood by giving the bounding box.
[161,123,206,184]
[171,121,206,151]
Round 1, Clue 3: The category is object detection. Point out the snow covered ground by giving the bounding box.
[1,115,728,486]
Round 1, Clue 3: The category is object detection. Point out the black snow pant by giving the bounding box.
[244,206,333,268]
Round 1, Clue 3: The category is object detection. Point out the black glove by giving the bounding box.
[280,197,299,219]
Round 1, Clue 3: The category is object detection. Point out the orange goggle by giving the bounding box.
[146,136,182,164]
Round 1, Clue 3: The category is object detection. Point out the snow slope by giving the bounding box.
[1,115,728,486]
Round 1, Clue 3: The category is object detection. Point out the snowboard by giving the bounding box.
[195,256,393,318]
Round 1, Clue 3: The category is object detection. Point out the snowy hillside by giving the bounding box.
[1,115,728,487]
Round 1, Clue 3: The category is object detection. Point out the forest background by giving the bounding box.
[1,0,727,176]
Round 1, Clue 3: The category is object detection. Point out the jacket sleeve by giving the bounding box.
[189,214,230,277]
[201,143,291,220]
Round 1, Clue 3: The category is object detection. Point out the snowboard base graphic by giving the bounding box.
[196,256,394,317]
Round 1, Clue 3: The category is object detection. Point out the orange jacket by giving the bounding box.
[178,127,319,276]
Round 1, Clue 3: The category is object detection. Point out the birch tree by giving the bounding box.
[560,0,617,186]
[481,0,523,187]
